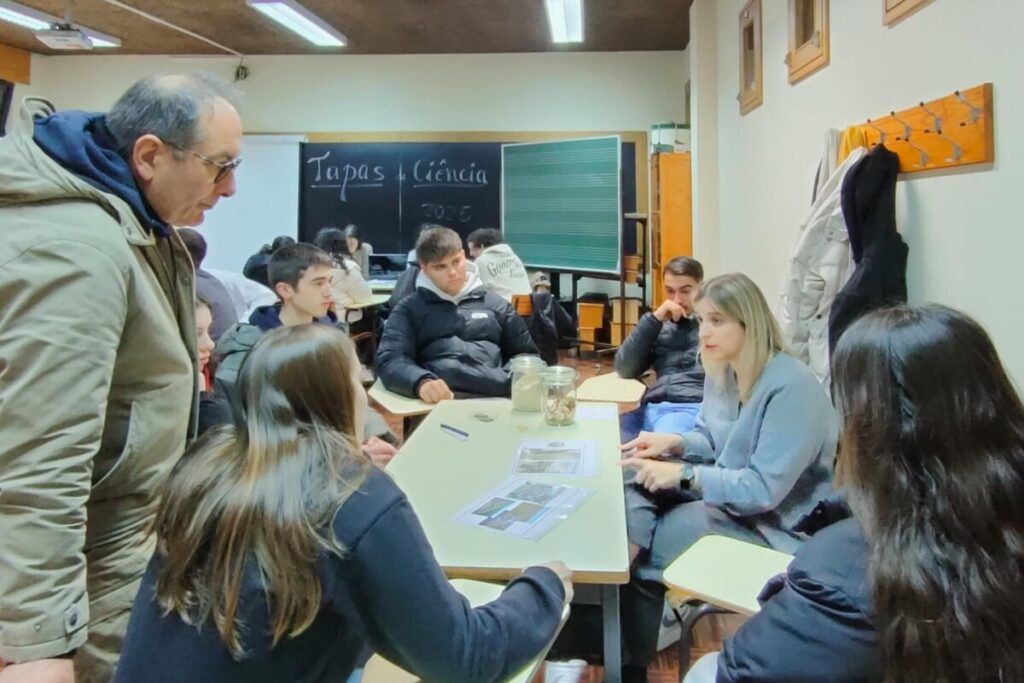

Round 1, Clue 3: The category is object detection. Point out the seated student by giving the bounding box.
[616,273,837,682]
[216,243,397,463]
[178,227,239,341]
[467,227,531,302]
[313,226,372,321]
[243,234,295,288]
[377,226,539,403]
[686,304,1024,683]
[344,223,373,274]
[526,271,574,366]
[114,324,573,683]
[195,298,231,436]
[616,257,705,443]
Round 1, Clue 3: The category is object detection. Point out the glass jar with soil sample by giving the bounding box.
[542,366,578,426]
[510,355,546,413]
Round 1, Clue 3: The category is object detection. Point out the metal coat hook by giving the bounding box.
[890,111,912,139]
[888,111,927,166]
[919,101,943,133]
[866,118,887,145]
[919,101,962,163]
[954,90,981,125]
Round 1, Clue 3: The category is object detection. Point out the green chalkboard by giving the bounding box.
[501,136,622,275]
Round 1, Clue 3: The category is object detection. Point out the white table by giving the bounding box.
[361,579,569,683]
[663,535,793,616]
[576,372,647,404]
[368,279,398,293]
[387,399,629,682]
[345,292,390,312]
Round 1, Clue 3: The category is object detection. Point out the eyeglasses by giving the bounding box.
[171,144,243,183]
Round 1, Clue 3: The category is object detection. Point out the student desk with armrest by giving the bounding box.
[662,535,794,673]
[576,372,647,405]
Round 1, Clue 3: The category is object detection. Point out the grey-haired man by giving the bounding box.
[0,73,242,683]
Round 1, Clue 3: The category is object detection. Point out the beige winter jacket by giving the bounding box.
[0,99,197,662]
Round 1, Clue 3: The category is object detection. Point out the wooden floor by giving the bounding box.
[370,349,745,682]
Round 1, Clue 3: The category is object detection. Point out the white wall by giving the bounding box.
[691,0,1024,385]
[18,50,689,298]
[21,51,687,133]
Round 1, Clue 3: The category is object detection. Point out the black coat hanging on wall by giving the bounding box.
[828,144,909,352]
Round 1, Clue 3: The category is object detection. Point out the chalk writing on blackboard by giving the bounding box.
[410,159,489,189]
[306,151,385,202]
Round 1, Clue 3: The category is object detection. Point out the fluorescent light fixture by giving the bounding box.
[0,0,52,31]
[81,30,121,48]
[0,0,121,47]
[246,0,346,47]
[544,0,583,43]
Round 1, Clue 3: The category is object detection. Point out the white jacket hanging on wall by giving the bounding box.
[778,146,868,385]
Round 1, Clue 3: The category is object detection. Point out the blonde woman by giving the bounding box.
[616,273,837,682]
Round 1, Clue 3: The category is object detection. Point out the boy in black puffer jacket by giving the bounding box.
[377,226,538,402]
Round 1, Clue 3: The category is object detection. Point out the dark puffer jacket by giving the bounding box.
[614,313,704,405]
[527,291,575,366]
[717,515,877,682]
[377,285,538,398]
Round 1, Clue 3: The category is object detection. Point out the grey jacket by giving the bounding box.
[680,353,838,553]
[614,312,704,405]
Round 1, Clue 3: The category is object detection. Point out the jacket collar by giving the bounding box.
[9,98,158,247]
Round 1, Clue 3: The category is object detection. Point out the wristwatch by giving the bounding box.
[679,463,696,490]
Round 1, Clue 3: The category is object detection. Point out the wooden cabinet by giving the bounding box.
[649,152,693,308]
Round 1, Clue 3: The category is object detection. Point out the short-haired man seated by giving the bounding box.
[377,226,538,403]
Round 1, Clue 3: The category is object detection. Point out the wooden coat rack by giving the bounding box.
[852,82,993,174]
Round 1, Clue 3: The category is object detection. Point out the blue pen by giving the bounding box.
[440,423,469,441]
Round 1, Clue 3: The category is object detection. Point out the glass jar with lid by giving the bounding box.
[510,355,546,413]
[542,366,578,426]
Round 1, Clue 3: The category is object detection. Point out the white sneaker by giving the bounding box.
[544,658,588,682]
[656,599,683,651]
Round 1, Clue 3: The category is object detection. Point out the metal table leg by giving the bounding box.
[602,584,622,683]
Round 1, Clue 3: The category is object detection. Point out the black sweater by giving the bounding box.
[113,468,565,683]
[614,313,705,405]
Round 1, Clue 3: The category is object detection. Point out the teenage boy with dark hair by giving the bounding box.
[615,256,707,443]
[378,226,538,403]
[466,226,531,302]
[215,243,398,462]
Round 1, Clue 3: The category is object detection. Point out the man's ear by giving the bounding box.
[275,282,294,300]
[133,134,166,182]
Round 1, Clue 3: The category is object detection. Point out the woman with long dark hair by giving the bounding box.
[690,304,1024,683]
[114,324,571,682]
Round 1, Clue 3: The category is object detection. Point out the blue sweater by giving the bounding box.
[113,468,565,683]
[680,353,838,552]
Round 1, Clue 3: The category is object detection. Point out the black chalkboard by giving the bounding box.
[299,142,501,253]
[298,141,637,256]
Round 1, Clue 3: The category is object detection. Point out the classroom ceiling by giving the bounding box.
[0,1,693,56]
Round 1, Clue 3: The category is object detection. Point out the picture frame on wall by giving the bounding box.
[786,0,830,85]
[883,0,936,26]
[738,0,763,116]
[0,79,14,137]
